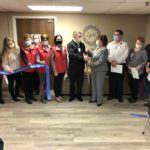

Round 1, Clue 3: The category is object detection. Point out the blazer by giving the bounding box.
[67,40,85,72]
[88,47,108,72]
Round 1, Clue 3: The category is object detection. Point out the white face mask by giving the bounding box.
[135,44,142,50]
[34,39,39,45]
[42,41,48,46]
[25,40,32,46]
[95,40,100,48]
[8,43,15,48]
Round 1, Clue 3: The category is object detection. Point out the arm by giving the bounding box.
[2,56,13,72]
[36,51,45,64]
[140,50,148,69]
[117,43,129,64]
[91,49,108,68]
[67,43,84,61]
[51,50,57,76]
[146,62,150,73]
[20,48,29,65]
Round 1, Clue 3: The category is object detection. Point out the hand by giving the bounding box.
[9,69,14,73]
[28,62,31,65]
[136,65,141,71]
[54,72,58,76]
[111,60,117,67]
[84,55,89,62]
[41,61,45,64]
[128,66,131,70]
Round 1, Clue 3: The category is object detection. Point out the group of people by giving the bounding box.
[0,29,150,107]
[0,33,67,104]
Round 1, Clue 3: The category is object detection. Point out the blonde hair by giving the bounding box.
[1,37,18,59]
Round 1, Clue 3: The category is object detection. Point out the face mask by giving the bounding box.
[8,43,15,48]
[25,40,32,46]
[56,40,62,45]
[34,39,39,44]
[42,41,48,46]
[113,35,119,42]
[135,44,142,50]
[95,40,100,48]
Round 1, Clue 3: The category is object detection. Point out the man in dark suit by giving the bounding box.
[67,31,87,101]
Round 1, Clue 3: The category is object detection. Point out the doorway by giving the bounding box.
[16,18,55,46]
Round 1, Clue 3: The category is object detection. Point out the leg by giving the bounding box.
[53,75,59,97]
[69,72,76,100]
[14,73,22,97]
[116,73,124,102]
[91,71,97,102]
[109,72,117,99]
[39,73,46,99]
[57,73,65,96]
[0,77,4,104]
[33,71,40,94]
[29,72,35,100]
[7,75,15,100]
[76,70,84,100]
[96,72,106,105]
[22,72,31,104]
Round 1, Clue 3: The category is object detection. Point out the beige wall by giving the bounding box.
[146,15,150,45]
[0,12,149,51]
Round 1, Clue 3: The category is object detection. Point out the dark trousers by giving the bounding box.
[69,70,84,98]
[33,71,40,93]
[144,72,150,97]
[54,73,64,97]
[22,72,34,100]
[109,72,124,100]
[0,78,2,99]
[7,73,22,99]
[128,73,143,100]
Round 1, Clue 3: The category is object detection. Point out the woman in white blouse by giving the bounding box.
[2,37,23,102]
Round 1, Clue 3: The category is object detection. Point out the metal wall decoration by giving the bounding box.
[82,25,101,47]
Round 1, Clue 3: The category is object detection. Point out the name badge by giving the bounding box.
[78,48,81,52]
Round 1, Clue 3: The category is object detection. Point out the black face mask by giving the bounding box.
[56,40,62,45]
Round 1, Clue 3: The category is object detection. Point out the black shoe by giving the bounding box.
[118,98,123,103]
[97,103,102,107]
[76,96,83,102]
[25,99,32,104]
[69,96,75,102]
[0,99,5,104]
[16,94,24,99]
[12,97,20,102]
[89,100,96,103]
[31,97,37,101]
[128,97,137,103]
[41,99,47,104]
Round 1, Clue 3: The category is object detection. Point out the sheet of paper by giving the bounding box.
[147,73,150,82]
[111,65,123,74]
[131,68,139,79]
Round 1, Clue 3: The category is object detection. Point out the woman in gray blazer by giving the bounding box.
[87,35,108,106]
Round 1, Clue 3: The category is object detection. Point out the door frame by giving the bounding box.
[12,15,57,44]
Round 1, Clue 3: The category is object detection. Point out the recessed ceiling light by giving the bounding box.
[27,5,83,12]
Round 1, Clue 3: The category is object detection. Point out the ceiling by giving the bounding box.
[0,0,150,14]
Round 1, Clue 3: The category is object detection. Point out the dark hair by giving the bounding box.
[54,34,63,44]
[115,30,123,36]
[98,35,108,47]
[137,36,145,44]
